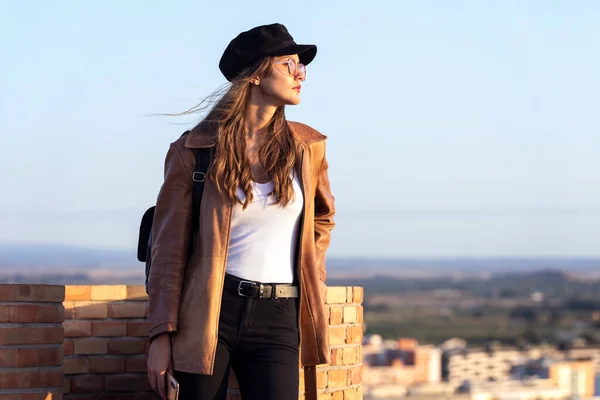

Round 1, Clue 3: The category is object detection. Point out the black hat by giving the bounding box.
[219,23,317,81]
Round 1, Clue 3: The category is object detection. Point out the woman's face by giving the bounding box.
[256,54,306,106]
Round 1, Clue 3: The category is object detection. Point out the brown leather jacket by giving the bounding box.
[147,120,335,376]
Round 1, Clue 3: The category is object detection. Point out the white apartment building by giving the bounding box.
[444,346,554,386]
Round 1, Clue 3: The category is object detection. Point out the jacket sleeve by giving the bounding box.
[314,142,336,297]
[147,142,193,341]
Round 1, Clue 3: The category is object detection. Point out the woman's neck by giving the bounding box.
[245,94,278,141]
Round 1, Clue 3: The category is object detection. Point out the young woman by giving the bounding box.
[146,23,335,400]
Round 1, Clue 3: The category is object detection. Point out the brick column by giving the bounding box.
[316,286,364,400]
[0,284,65,400]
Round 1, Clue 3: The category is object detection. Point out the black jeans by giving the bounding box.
[174,276,300,400]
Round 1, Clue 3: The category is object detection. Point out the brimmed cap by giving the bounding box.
[219,23,317,81]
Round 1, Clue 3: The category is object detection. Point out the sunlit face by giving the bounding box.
[255,54,306,106]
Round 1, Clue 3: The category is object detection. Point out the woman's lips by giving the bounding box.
[293,86,301,91]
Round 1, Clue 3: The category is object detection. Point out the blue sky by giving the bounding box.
[1,1,599,257]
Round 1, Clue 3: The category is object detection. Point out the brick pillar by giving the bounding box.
[0,284,65,400]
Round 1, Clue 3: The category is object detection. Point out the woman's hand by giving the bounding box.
[147,333,173,400]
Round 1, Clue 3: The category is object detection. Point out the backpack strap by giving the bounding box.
[192,148,211,233]
[179,130,212,233]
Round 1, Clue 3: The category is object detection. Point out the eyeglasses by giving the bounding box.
[274,58,306,80]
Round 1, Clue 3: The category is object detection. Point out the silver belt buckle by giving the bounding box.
[238,280,264,298]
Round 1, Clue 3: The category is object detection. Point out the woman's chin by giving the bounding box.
[287,95,301,106]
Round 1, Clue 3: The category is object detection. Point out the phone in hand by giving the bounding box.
[167,371,180,400]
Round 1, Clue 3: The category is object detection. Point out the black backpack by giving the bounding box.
[137,131,211,294]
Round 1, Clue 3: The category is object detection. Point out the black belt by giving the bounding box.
[224,273,298,299]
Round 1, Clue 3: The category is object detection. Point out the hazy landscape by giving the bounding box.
[3,243,600,362]
[2,242,600,285]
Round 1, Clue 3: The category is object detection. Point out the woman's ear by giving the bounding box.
[252,77,260,86]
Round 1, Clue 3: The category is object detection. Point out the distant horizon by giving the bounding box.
[1,240,599,261]
[3,207,600,258]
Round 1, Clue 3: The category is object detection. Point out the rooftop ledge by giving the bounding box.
[0,284,364,400]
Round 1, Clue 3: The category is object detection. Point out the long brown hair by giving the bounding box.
[175,57,300,209]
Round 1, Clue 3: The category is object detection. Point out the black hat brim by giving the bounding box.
[271,44,317,66]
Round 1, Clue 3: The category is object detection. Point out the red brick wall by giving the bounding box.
[0,284,65,400]
[62,285,363,399]
[0,284,363,399]
[62,285,154,400]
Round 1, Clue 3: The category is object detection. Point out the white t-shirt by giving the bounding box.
[225,170,304,284]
